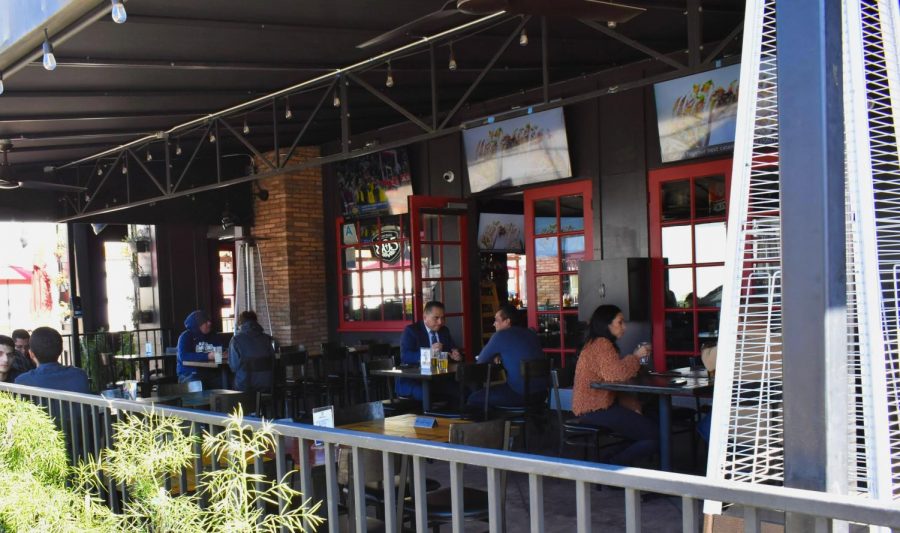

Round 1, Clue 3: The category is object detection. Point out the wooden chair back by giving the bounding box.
[449,418,510,450]
[334,400,385,426]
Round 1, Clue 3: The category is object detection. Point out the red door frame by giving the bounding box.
[524,179,594,367]
[408,195,472,358]
[648,158,732,369]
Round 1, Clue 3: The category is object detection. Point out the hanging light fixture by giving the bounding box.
[242,115,250,135]
[209,131,216,143]
[42,29,57,71]
[519,27,529,46]
[284,96,293,119]
[385,61,394,88]
[332,88,341,107]
[110,0,127,24]
[97,166,103,176]
[174,140,182,156]
[121,160,128,174]
[607,20,617,29]
[448,42,457,71]
[145,147,152,162]
[0,71,4,96]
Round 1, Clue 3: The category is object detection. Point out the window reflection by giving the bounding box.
[537,314,561,349]
[561,235,584,271]
[536,275,560,311]
[662,180,691,221]
[664,268,693,308]
[695,266,724,308]
[535,237,558,273]
[665,312,694,351]
[694,175,727,218]
[695,222,726,264]
[662,225,692,265]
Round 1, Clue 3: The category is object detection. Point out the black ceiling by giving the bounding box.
[0,0,744,215]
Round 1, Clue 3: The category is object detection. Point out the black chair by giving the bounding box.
[334,400,385,426]
[236,353,275,417]
[157,380,203,396]
[273,350,309,420]
[549,369,627,460]
[490,357,552,451]
[361,359,419,416]
[209,391,257,416]
[310,342,351,407]
[423,362,492,420]
[403,419,510,532]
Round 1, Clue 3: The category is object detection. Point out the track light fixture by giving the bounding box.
[0,71,4,96]
[385,61,394,88]
[333,89,341,107]
[42,29,57,71]
[284,96,293,119]
[519,27,528,46]
[110,0,127,24]
[448,42,457,71]
[242,115,250,135]
[174,140,182,156]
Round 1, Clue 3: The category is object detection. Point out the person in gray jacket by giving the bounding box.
[228,310,275,393]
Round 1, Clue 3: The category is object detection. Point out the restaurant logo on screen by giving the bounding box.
[337,148,413,217]
[654,64,740,163]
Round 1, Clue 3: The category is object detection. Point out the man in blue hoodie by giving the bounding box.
[177,310,217,383]
[228,310,274,393]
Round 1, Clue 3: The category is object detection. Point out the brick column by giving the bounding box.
[251,148,328,348]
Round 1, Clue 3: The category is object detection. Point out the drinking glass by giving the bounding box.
[636,341,652,366]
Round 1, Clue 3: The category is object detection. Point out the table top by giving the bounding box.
[370,366,455,381]
[338,413,470,443]
[136,388,242,408]
[113,353,176,361]
[591,367,712,396]
[182,359,229,368]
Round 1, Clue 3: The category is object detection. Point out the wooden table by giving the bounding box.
[591,367,712,471]
[183,359,230,388]
[114,353,176,384]
[136,388,243,410]
[369,367,455,411]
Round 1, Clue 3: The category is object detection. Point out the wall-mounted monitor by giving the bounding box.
[654,63,741,163]
[463,107,572,194]
[336,148,413,217]
[477,213,525,253]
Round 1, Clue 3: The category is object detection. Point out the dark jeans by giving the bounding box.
[466,383,524,408]
[579,403,659,466]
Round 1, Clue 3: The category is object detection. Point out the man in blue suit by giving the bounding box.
[398,301,463,400]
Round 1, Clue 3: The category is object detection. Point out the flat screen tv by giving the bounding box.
[336,148,413,217]
[477,213,525,253]
[463,107,572,194]
[654,63,741,163]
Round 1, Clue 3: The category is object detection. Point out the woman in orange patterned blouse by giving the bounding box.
[573,304,658,466]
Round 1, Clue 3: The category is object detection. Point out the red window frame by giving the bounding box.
[648,158,732,369]
[336,214,414,332]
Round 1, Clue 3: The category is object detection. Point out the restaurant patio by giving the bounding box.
[1,0,899,531]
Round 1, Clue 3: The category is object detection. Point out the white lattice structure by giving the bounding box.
[706,0,900,514]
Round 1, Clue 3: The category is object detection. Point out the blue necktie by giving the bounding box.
[430,331,438,345]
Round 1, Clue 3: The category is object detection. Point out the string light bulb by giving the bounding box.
[121,161,127,174]
[332,89,340,107]
[607,21,617,29]
[448,43,457,71]
[519,28,528,46]
[97,166,103,176]
[284,97,292,120]
[110,0,127,23]
[242,116,250,135]
[42,29,57,71]
[174,141,182,156]
[145,147,152,162]
[385,61,394,88]
[209,131,216,143]
[0,71,4,96]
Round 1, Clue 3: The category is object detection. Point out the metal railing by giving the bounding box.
[59,328,174,386]
[1,381,898,533]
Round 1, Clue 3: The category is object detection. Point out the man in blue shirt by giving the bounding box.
[467,304,547,408]
[398,301,463,400]
[14,327,90,394]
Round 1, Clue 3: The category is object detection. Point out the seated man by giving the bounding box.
[398,300,463,401]
[0,335,21,383]
[467,304,547,409]
[14,327,90,393]
[176,310,218,384]
[11,328,36,374]
[228,310,275,393]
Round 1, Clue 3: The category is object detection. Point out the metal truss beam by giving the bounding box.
[347,72,433,133]
[702,22,744,65]
[580,19,687,71]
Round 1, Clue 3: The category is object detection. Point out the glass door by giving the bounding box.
[649,158,732,369]
[524,180,594,368]
[409,196,471,357]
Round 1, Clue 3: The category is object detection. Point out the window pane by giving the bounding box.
[442,245,462,278]
[665,268,693,308]
[360,220,379,243]
[442,280,463,313]
[534,199,557,235]
[665,311,694,351]
[695,175,727,218]
[561,274,579,307]
[535,237,558,273]
[420,244,440,279]
[363,300,382,321]
[559,195,584,231]
[445,315,464,351]
[536,275,560,311]
[344,298,362,322]
[440,214,461,241]
[696,266,724,308]
[422,281,441,304]
[563,315,585,350]
[423,213,440,241]
[561,235,584,271]
[698,311,720,348]
[662,180,691,221]
[537,314,561,349]
[344,272,360,297]
[695,222,726,264]
[383,298,404,320]
[662,225,692,265]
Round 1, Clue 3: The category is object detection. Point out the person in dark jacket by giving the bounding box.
[176,310,217,383]
[0,335,22,383]
[398,300,463,401]
[14,327,90,393]
[228,310,274,393]
[11,328,35,374]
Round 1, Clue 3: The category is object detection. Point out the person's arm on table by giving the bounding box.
[399,325,420,365]
[177,334,214,362]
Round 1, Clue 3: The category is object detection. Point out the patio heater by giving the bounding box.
[233,235,272,338]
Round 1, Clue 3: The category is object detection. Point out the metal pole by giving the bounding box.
[776,0,847,530]
[254,244,272,336]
